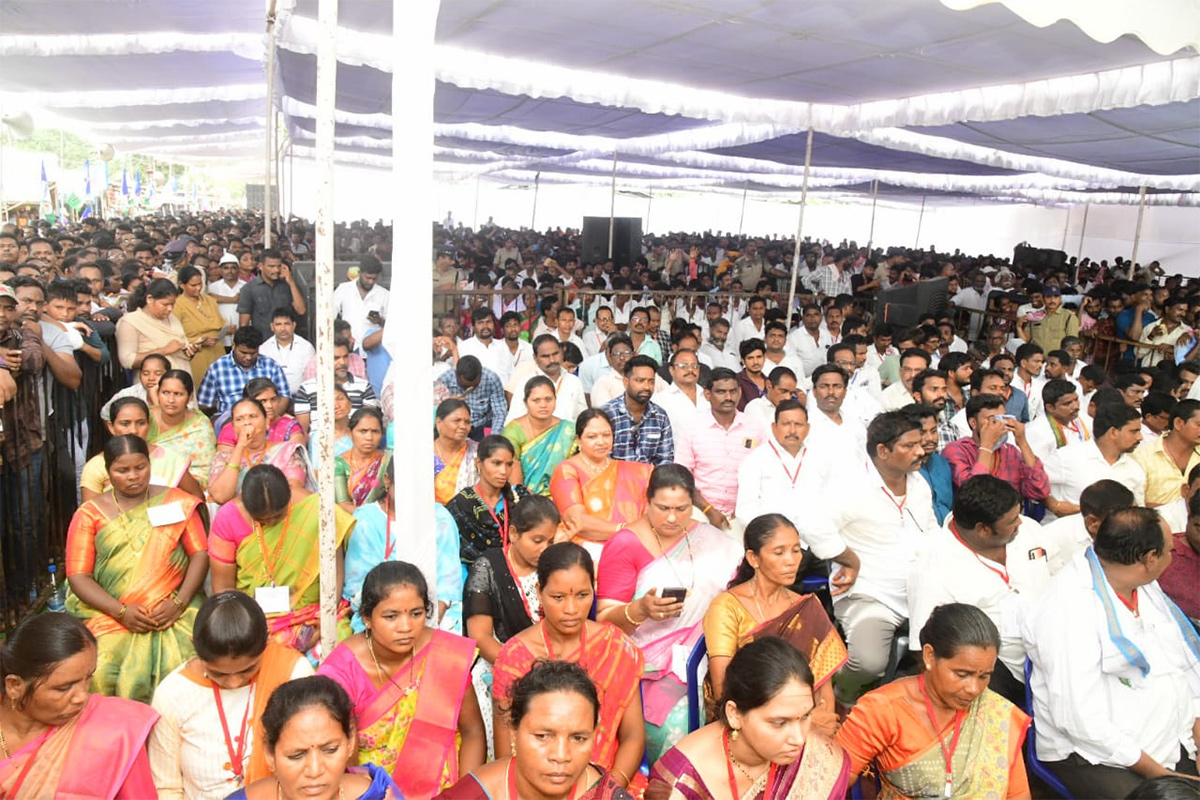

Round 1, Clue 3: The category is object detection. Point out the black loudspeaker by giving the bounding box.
[1013,244,1067,273]
[581,216,642,266]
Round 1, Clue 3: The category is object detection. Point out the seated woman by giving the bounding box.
[435,399,479,504]
[550,409,652,560]
[149,592,314,800]
[494,542,645,789]
[210,464,354,664]
[319,562,487,798]
[80,396,203,502]
[595,464,743,764]
[208,398,315,504]
[502,376,577,496]
[100,352,168,421]
[437,661,633,800]
[216,377,306,448]
[836,603,1032,800]
[648,636,851,800]
[149,369,217,490]
[335,407,387,512]
[703,514,847,736]
[66,434,209,703]
[309,385,354,462]
[0,614,159,798]
[445,434,532,567]
[228,676,401,800]
[344,454,463,633]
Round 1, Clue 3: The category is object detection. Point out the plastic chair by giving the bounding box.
[1023,658,1075,799]
[685,634,707,733]
[882,622,910,684]
[800,575,828,593]
[638,682,651,776]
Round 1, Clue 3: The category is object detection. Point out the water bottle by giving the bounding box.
[46,564,66,612]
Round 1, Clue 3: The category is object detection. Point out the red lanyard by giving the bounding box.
[768,442,804,487]
[253,507,292,586]
[504,547,538,623]
[480,489,510,545]
[722,726,777,800]
[879,484,907,519]
[212,681,254,779]
[949,522,1014,591]
[507,756,579,800]
[1115,588,1139,617]
[540,620,587,661]
[918,675,966,798]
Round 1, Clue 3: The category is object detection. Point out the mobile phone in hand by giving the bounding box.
[660,587,688,604]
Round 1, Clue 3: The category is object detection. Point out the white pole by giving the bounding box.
[867,179,879,251]
[264,0,278,248]
[1060,205,1071,251]
[288,141,295,224]
[914,195,927,249]
[531,172,540,230]
[646,188,652,234]
[472,175,481,229]
[313,0,339,658]
[385,0,438,610]
[737,182,748,235]
[785,126,814,325]
[1131,186,1148,266]
[608,151,618,259]
[1076,202,1090,259]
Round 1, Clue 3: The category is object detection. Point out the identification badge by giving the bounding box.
[254,585,290,614]
[147,501,186,527]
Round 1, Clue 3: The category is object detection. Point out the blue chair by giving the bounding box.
[685,634,707,733]
[638,682,651,776]
[801,575,828,593]
[1023,658,1075,799]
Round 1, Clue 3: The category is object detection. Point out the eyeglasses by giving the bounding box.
[610,350,634,358]
[672,363,699,371]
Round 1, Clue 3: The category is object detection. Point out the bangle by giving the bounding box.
[701,504,713,515]
[224,463,241,472]
[979,446,993,453]
[116,603,127,621]
[170,593,185,610]
[623,602,644,626]
[612,769,631,786]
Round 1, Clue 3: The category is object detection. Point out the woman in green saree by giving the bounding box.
[148,369,217,490]
[65,434,209,703]
[503,375,577,497]
[210,463,355,665]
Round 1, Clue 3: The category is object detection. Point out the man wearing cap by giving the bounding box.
[1017,284,1079,354]
[208,252,245,347]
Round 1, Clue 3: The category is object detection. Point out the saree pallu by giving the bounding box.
[493,622,644,770]
[503,417,577,496]
[235,493,355,663]
[647,733,849,800]
[65,488,206,702]
[435,765,633,800]
[435,439,479,504]
[630,524,743,763]
[837,684,1030,799]
[335,450,386,506]
[210,440,317,493]
[151,410,217,489]
[0,694,158,799]
[173,294,226,386]
[550,458,652,533]
[320,631,477,800]
[702,594,847,722]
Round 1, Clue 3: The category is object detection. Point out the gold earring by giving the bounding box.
[730,728,740,741]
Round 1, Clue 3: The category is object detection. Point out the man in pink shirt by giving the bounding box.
[674,366,768,531]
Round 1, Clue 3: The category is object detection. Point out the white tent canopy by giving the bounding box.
[2,0,1197,206]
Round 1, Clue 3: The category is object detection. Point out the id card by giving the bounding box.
[254,585,290,614]
[147,501,186,527]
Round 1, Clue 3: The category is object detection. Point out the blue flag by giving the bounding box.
[135,170,142,196]
[121,167,128,196]
[84,159,91,197]
[40,160,47,184]
[81,204,93,220]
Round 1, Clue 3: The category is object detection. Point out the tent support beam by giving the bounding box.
[1076,203,1090,259]
[608,151,617,259]
[1131,186,1148,266]
[314,0,339,658]
[785,125,814,326]
[264,0,278,247]
[867,179,879,251]
[914,195,927,249]
[531,172,540,230]
[473,176,481,229]
[646,188,652,234]
[738,182,748,235]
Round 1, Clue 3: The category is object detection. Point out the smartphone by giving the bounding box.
[995,414,1016,421]
[660,587,688,604]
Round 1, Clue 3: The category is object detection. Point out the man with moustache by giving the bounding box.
[458,307,513,385]
[601,354,673,466]
[908,404,954,525]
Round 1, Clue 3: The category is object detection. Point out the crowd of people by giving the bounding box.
[0,209,1195,800]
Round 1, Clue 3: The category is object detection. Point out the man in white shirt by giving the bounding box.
[761,321,810,393]
[828,410,938,702]
[1012,343,1047,421]
[331,256,389,348]
[844,334,883,403]
[730,294,768,351]
[258,306,314,394]
[504,334,586,425]
[1026,378,1091,467]
[907,474,1052,706]
[1046,402,1146,518]
[787,303,831,377]
[744,366,801,430]
[208,253,245,347]
[554,306,585,352]
[699,318,740,371]
[652,348,710,435]
[880,348,930,412]
[952,271,991,341]
[805,364,868,465]
[458,307,515,385]
[1041,479,1134,575]
[827,342,884,428]
[581,305,616,358]
[496,311,534,386]
[736,398,862,578]
[1021,507,1200,798]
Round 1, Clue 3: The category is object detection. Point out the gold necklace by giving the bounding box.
[111,488,150,514]
[579,455,609,475]
[751,584,768,624]
[725,730,769,786]
[0,717,10,761]
[367,632,417,693]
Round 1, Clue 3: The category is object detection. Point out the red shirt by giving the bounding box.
[1159,532,1200,621]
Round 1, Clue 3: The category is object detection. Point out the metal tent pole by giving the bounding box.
[914,195,927,249]
[264,0,278,247]
[784,126,814,324]
[472,175,481,229]
[738,182,748,235]
[1131,186,1148,266]
[867,179,879,251]
[531,172,540,230]
[608,151,617,259]
[646,188,652,234]
[1060,205,1071,251]
[1076,202,1090,259]
[313,0,339,658]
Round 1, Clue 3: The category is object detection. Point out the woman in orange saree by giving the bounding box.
[64,435,209,703]
[319,561,487,799]
[836,604,1031,799]
[0,613,158,799]
[493,543,645,790]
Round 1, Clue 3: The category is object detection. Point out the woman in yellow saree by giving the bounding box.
[319,561,487,799]
[64,434,209,704]
[435,399,479,504]
[148,369,217,490]
[171,266,227,388]
[836,604,1031,800]
[210,463,355,665]
[503,376,576,496]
